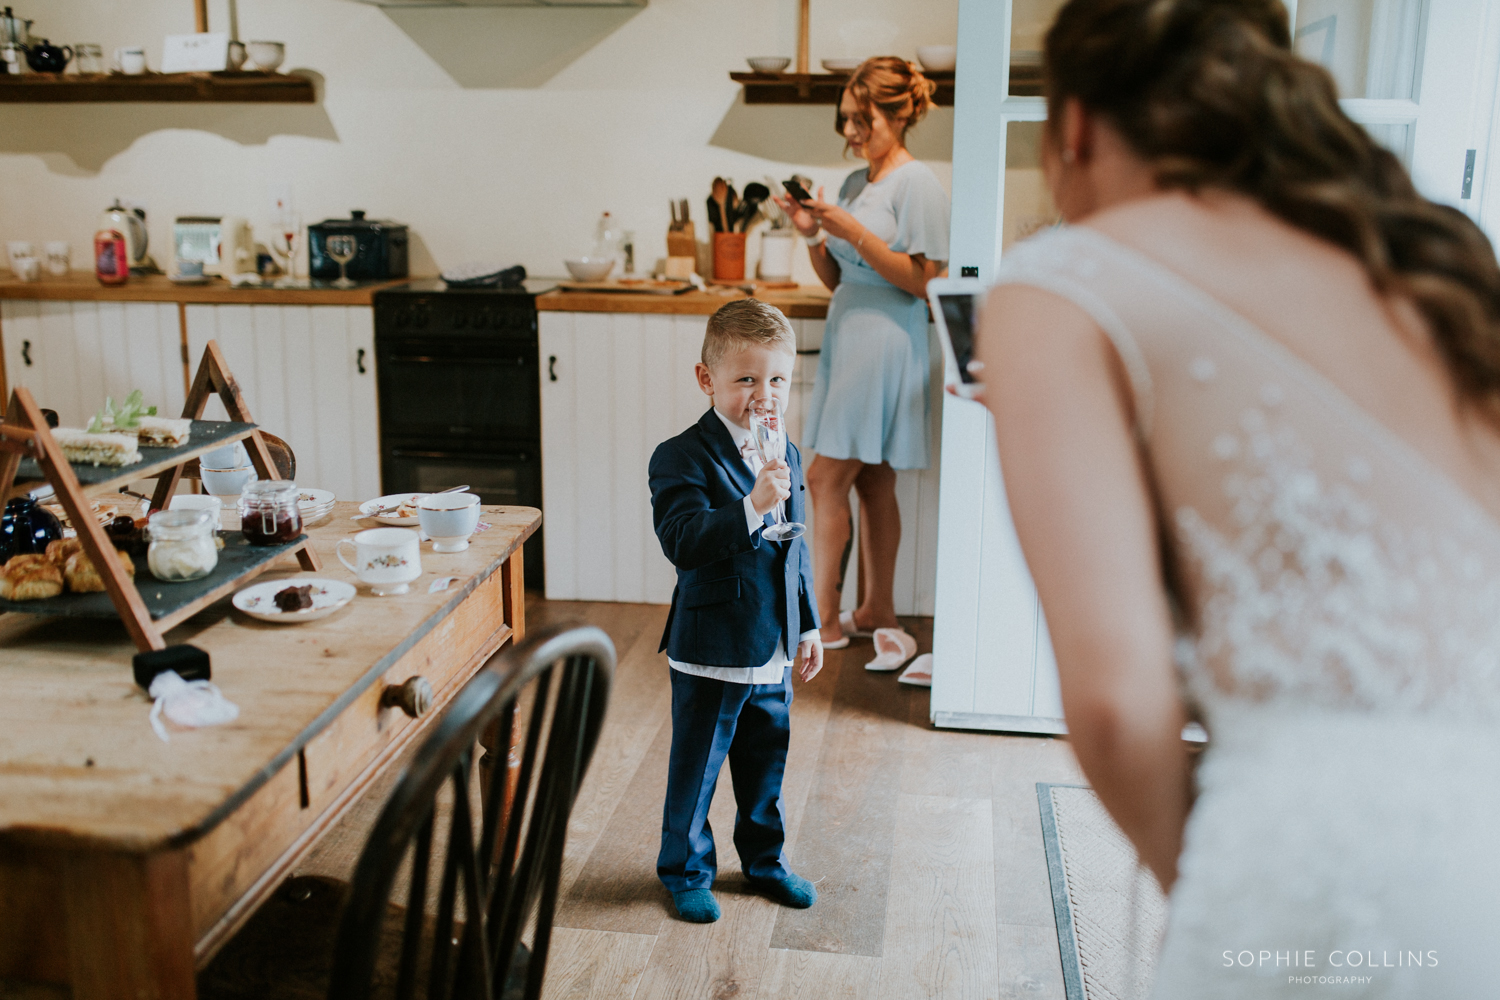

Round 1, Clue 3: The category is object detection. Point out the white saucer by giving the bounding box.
[358,492,428,527]
[233,578,356,623]
[169,274,211,285]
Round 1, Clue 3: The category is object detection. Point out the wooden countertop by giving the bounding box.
[537,285,831,319]
[0,502,540,851]
[0,272,408,306]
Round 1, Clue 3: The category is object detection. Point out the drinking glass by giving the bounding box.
[748,396,805,541]
[74,44,103,75]
[326,234,356,288]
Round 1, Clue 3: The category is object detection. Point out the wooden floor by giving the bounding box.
[528,598,1084,1000]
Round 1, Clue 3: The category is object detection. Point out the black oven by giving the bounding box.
[374,280,543,588]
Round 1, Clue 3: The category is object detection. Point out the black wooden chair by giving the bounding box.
[325,622,613,1000]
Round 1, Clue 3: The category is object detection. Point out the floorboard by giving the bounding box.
[538,928,657,1000]
[758,949,882,999]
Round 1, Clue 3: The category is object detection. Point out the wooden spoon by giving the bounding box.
[711,177,729,233]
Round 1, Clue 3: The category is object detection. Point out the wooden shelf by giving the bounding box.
[729,66,1043,105]
[0,71,315,103]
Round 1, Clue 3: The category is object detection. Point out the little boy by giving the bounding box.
[648,298,823,924]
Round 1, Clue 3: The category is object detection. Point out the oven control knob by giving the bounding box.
[382,676,433,718]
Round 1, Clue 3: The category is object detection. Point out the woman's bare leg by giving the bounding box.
[806,454,864,643]
[852,462,901,631]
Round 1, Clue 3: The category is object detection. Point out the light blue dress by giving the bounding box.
[803,160,950,470]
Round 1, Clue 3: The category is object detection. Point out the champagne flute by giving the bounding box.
[748,396,805,541]
[326,234,356,288]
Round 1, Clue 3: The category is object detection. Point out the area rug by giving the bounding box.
[1037,783,1168,1000]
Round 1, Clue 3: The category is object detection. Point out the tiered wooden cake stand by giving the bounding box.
[0,340,320,651]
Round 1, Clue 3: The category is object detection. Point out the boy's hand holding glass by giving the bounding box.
[748,397,807,540]
[750,459,791,516]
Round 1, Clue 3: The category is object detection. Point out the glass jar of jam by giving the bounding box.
[147,509,218,582]
[239,480,303,546]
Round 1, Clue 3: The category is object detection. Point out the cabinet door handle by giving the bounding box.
[21,340,32,367]
[381,676,433,718]
[548,355,558,382]
[356,348,367,374]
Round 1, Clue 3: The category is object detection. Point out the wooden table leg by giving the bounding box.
[481,549,527,862]
[62,848,196,1000]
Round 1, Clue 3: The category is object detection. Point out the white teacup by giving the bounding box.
[114,47,146,75]
[204,441,250,469]
[201,465,256,497]
[7,241,33,275]
[417,493,481,552]
[337,527,421,596]
[169,493,223,529]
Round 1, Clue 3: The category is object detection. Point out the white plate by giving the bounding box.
[169,274,212,285]
[296,488,336,510]
[358,492,428,527]
[233,578,356,623]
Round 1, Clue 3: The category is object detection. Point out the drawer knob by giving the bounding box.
[382,676,433,718]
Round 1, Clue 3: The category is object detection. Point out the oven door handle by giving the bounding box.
[389,448,532,462]
[384,355,531,366]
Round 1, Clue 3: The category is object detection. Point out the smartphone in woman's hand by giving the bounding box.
[782,178,814,204]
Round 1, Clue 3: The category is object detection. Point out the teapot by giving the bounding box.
[101,199,148,269]
[26,39,71,73]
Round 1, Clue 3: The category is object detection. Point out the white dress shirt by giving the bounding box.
[667,408,817,685]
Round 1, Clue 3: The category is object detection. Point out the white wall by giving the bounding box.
[0,0,955,279]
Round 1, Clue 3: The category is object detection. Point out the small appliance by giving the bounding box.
[309,210,408,282]
[100,199,152,272]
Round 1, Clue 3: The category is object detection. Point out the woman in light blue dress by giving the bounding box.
[772,57,950,661]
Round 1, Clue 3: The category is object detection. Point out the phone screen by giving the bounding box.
[938,293,978,384]
[782,179,813,204]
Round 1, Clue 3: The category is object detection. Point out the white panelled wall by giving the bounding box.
[1,301,380,504]
[539,311,944,615]
[184,305,380,503]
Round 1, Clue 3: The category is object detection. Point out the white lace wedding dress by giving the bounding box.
[995,228,1500,996]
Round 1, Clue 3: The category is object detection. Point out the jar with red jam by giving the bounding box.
[239,480,303,546]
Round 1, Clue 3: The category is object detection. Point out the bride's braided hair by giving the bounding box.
[1047,0,1500,416]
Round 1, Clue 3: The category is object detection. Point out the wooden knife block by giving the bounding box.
[667,225,696,259]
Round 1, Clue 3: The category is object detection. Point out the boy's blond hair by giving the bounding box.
[702,299,795,371]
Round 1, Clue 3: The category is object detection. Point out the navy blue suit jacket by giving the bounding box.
[649,407,819,668]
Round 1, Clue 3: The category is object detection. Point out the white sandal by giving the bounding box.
[897,653,933,687]
[823,633,850,650]
[865,628,917,672]
[838,610,874,639]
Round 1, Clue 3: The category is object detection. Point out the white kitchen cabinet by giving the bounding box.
[0,300,185,428]
[184,304,380,502]
[538,310,943,614]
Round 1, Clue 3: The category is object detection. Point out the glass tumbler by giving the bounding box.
[74,44,103,75]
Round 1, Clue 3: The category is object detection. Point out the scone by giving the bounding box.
[0,555,64,601]
[64,547,136,593]
[45,538,83,568]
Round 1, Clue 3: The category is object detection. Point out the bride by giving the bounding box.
[980,0,1500,994]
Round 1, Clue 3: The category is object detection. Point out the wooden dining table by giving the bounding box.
[0,501,539,999]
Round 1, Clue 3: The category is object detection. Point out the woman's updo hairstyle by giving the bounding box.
[1045,0,1500,419]
[838,56,938,144]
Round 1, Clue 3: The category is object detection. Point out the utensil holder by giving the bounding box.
[713,232,746,282]
[759,232,795,281]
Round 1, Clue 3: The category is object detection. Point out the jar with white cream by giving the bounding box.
[147,509,218,582]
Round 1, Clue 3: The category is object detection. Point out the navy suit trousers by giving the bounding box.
[657,669,793,892]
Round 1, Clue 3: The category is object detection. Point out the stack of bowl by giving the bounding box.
[201,442,257,499]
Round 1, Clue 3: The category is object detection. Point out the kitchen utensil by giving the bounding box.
[712,232,746,282]
[43,241,69,276]
[916,44,957,73]
[246,41,284,72]
[326,234,356,288]
[308,211,408,282]
[26,40,72,73]
[1,8,32,47]
[233,578,355,623]
[759,231,796,280]
[738,181,770,232]
[336,527,421,596]
[114,46,146,75]
[100,200,148,270]
[417,492,481,552]
[747,56,790,73]
[6,241,32,274]
[564,257,614,282]
[821,58,862,72]
[74,44,103,74]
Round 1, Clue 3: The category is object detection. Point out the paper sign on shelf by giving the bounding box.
[161,32,229,73]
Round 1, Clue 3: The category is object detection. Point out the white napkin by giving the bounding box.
[148,670,240,742]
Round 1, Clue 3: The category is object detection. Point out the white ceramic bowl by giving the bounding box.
[565,257,615,282]
[201,465,256,497]
[417,493,481,552]
[246,41,285,72]
[916,45,957,73]
[747,56,791,74]
[821,58,863,73]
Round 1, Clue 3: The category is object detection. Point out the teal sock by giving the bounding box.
[671,888,721,923]
[748,872,817,908]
